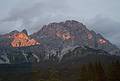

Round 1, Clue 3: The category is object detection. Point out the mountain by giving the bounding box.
[0,20,120,81]
[11,30,40,47]
[0,29,40,47]
[0,30,19,46]
[0,45,120,64]
[0,20,120,64]
[31,20,120,55]
[61,46,120,65]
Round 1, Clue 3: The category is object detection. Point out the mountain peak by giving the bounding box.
[0,20,119,55]
[31,20,120,55]
[11,31,40,47]
[65,20,80,24]
[9,30,19,34]
[21,29,28,35]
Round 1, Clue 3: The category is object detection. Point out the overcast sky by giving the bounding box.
[0,0,120,46]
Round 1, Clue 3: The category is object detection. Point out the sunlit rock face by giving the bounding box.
[86,32,95,48]
[11,33,40,47]
[98,39,107,45]
[56,31,74,40]
[87,32,93,40]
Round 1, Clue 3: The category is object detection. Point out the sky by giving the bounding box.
[0,0,120,46]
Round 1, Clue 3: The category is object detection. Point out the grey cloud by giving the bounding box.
[2,0,69,21]
[0,0,71,34]
[86,15,120,46]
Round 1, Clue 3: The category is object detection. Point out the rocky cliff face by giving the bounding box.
[0,45,120,64]
[31,20,120,55]
[0,30,19,46]
[0,20,120,64]
[0,30,40,47]
[11,30,40,47]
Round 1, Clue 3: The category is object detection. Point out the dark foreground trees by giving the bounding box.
[0,61,120,81]
[108,60,120,81]
[79,62,107,81]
